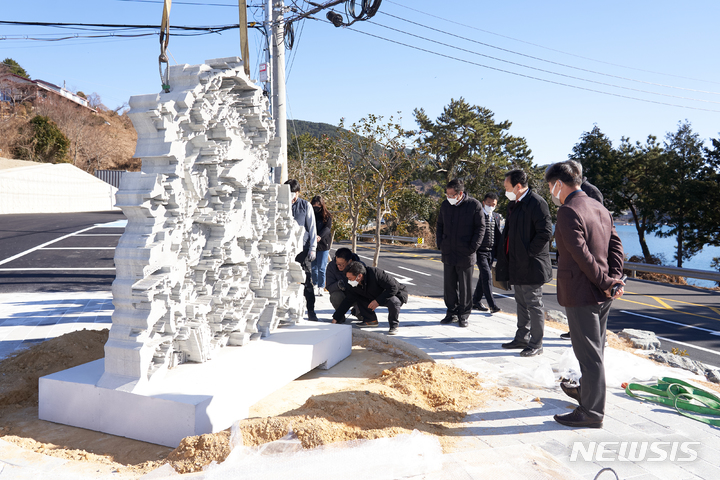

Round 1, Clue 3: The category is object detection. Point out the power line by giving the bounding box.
[383,0,720,86]
[340,24,720,113]
[378,11,720,97]
[114,0,265,7]
[0,20,239,32]
[367,20,720,106]
[286,16,307,82]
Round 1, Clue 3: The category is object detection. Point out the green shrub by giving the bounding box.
[14,115,69,163]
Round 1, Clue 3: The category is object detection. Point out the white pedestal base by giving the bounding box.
[39,323,351,447]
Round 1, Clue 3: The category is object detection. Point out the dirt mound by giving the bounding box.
[168,362,486,474]
[0,329,108,406]
[0,328,501,477]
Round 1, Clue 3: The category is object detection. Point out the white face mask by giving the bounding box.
[505,190,516,201]
[484,204,495,214]
[348,279,359,287]
[551,181,562,206]
[447,196,459,206]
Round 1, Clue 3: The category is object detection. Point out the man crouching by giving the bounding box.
[331,261,408,336]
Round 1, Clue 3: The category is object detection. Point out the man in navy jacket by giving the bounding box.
[436,178,485,328]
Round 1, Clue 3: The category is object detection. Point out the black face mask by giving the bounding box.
[313,206,321,214]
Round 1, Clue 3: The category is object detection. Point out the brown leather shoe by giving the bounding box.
[554,408,603,428]
[560,381,581,403]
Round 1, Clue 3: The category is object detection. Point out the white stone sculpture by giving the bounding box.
[99,57,305,392]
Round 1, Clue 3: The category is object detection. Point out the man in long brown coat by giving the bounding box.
[545,161,625,428]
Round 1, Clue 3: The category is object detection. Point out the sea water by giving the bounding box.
[614,224,720,288]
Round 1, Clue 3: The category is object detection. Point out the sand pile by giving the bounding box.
[0,329,108,406]
[168,361,487,474]
[0,328,497,476]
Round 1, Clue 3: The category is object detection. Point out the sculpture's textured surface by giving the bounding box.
[100,58,304,391]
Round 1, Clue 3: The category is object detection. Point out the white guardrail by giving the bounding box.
[548,252,720,283]
[356,234,424,245]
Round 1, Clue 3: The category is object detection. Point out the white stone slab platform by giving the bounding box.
[38,323,351,448]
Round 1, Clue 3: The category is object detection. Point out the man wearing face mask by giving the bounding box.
[545,161,624,428]
[326,247,364,315]
[331,261,408,335]
[496,169,552,357]
[557,160,604,341]
[472,193,503,313]
[284,179,318,322]
[436,178,485,328]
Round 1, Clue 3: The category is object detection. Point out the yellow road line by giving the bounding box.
[355,244,720,321]
[650,296,674,310]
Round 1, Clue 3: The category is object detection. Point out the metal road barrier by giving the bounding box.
[356,234,424,245]
[548,252,720,283]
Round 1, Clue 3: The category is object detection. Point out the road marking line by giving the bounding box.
[96,220,127,228]
[0,268,115,271]
[0,225,99,266]
[654,336,720,359]
[621,292,720,319]
[613,297,720,322]
[383,270,415,286]
[74,234,123,236]
[650,296,674,310]
[41,247,116,250]
[619,310,720,336]
[398,266,431,276]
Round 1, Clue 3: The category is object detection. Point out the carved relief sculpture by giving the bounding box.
[99,58,305,392]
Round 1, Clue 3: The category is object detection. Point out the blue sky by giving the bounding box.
[2,0,719,165]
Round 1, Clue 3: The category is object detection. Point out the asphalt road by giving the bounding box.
[1,212,719,368]
[338,241,720,369]
[0,211,124,292]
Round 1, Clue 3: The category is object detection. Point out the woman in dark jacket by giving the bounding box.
[310,195,333,296]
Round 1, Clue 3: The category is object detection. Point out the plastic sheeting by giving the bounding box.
[142,430,444,479]
[556,345,708,389]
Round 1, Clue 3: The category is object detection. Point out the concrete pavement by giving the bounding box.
[1,291,719,479]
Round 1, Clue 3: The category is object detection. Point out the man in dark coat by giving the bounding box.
[496,169,552,357]
[472,192,503,313]
[436,178,485,328]
[332,261,408,335]
[546,161,624,428]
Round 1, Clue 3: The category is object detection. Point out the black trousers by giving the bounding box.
[356,295,402,328]
[472,251,497,309]
[443,263,474,320]
[296,250,315,314]
[566,300,612,421]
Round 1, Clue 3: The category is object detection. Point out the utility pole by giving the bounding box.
[271,0,287,184]
[238,0,250,78]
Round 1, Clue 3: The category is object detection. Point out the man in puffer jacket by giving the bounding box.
[436,178,485,328]
[326,247,364,315]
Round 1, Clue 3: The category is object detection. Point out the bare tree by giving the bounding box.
[35,97,103,170]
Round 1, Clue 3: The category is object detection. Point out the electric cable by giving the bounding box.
[286,8,308,82]
[339,23,720,113]
[378,11,720,96]
[115,0,265,7]
[367,20,720,105]
[284,20,295,49]
[383,0,720,86]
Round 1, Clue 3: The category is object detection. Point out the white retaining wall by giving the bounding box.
[0,163,118,214]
